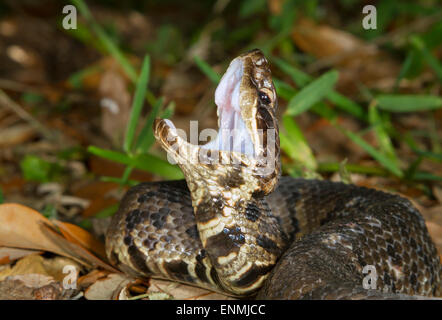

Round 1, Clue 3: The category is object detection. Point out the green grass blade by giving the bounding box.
[404,156,423,180]
[135,97,164,154]
[59,19,107,54]
[71,0,137,82]
[414,150,442,162]
[368,104,401,168]
[273,58,365,120]
[131,154,183,180]
[194,56,221,84]
[67,65,102,89]
[272,57,310,86]
[273,78,297,101]
[71,0,157,106]
[411,172,442,181]
[311,102,338,121]
[124,55,151,153]
[317,162,389,176]
[410,35,442,81]
[161,101,176,119]
[394,50,415,91]
[280,115,317,171]
[88,146,132,164]
[327,91,366,121]
[285,70,339,116]
[88,146,183,180]
[95,203,120,218]
[339,128,403,177]
[101,176,139,187]
[376,94,442,112]
[120,166,134,186]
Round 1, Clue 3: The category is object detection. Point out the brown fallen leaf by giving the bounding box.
[99,66,131,146]
[433,186,442,204]
[0,254,81,283]
[51,220,107,260]
[0,203,118,272]
[0,203,73,257]
[84,273,134,300]
[0,124,37,147]
[0,247,42,265]
[267,0,284,15]
[147,279,234,300]
[292,18,400,95]
[77,269,111,290]
[72,180,121,218]
[0,274,69,300]
[40,221,119,272]
[114,279,150,300]
[425,221,442,261]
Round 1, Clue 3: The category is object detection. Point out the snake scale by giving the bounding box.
[106,49,441,299]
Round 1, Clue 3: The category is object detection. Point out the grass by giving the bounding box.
[123,55,151,153]
[376,94,442,112]
[69,0,185,188]
[285,70,339,116]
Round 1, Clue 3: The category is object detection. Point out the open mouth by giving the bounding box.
[201,58,255,156]
[162,57,256,158]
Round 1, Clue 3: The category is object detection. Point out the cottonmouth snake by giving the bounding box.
[106,49,441,299]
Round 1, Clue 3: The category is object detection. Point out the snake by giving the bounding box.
[105,49,441,299]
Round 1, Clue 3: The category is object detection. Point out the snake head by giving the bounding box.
[154,49,280,196]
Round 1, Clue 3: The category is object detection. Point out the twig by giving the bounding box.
[0,79,43,93]
[0,89,57,142]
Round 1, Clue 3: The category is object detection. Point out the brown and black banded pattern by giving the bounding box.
[106,50,441,299]
[257,178,441,299]
[106,181,217,291]
[106,177,441,298]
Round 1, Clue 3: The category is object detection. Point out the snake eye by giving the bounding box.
[258,91,271,105]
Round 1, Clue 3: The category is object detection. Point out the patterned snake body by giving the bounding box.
[106,50,441,299]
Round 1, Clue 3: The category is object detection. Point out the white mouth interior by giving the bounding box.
[202,58,255,156]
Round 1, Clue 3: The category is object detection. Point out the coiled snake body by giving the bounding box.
[106,50,441,299]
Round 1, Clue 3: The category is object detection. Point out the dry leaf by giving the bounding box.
[0,203,74,257]
[72,181,121,218]
[0,254,81,282]
[433,186,442,204]
[52,220,107,260]
[115,279,150,300]
[0,203,118,272]
[425,221,442,261]
[84,273,134,300]
[99,66,131,146]
[147,279,234,300]
[0,247,41,265]
[291,18,399,94]
[0,274,67,300]
[0,124,37,147]
[267,0,284,15]
[77,269,111,290]
[40,221,119,272]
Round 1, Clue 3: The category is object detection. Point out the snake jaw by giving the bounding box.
[154,49,280,194]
